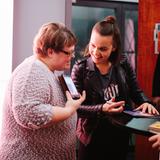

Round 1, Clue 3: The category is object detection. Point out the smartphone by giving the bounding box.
[58,74,80,99]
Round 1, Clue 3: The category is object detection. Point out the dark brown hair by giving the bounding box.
[84,16,121,64]
[33,22,77,56]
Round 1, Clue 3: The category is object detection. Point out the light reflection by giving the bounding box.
[0,0,13,132]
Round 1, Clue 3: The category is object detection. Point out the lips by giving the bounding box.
[66,61,70,65]
[92,54,102,60]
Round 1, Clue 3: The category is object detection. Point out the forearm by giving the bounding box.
[53,90,86,122]
[52,106,76,123]
[77,104,103,118]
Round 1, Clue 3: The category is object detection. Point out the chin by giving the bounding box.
[65,64,70,69]
[91,56,100,62]
[92,59,101,64]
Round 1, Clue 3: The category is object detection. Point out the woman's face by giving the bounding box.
[48,45,75,71]
[89,30,115,65]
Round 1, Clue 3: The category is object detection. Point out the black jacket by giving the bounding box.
[71,55,150,145]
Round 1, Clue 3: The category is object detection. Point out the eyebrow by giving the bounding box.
[90,42,110,48]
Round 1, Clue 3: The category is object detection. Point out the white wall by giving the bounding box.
[12,0,72,70]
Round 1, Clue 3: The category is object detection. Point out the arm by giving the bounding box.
[71,60,102,117]
[12,65,85,130]
[52,91,86,122]
[121,56,150,105]
[71,61,125,118]
[121,56,159,114]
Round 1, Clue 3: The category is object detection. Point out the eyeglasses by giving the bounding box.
[60,50,75,58]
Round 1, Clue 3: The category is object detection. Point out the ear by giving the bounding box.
[112,47,116,52]
[112,42,116,52]
[47,48,54,57]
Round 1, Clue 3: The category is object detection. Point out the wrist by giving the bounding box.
[97,104,104,117]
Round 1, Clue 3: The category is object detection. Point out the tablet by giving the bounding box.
[123,110,156,118]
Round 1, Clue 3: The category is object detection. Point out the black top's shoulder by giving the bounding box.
[74,57,89,70]
[120,54,129,64]
[119,54,133,72]
[75,57,88,65]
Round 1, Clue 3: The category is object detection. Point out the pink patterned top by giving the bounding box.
[0,56,77,160]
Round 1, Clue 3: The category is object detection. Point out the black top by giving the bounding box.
[71,55,151,145]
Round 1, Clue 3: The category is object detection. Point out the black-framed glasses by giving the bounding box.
[60,49,75,58]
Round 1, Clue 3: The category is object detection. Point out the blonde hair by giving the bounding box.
[33,22,77,56]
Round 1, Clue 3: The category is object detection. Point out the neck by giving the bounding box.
[36,54,54,71]
[96,61,112,75]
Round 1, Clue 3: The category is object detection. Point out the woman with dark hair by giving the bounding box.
[71,16,159,160]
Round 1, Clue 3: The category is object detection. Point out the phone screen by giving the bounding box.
[58,74,80,99]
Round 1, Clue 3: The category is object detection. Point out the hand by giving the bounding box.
[134,102,159,115]
[65,90,86,113]
[149,134,160,151]
[51,90,86,123]
[102,97,125,114]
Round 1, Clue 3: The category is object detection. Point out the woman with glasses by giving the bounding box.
[71,16,159,160]
[0,22,86,160]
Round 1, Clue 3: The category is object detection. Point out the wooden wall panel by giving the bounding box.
[136,0,160,160]
[135,135,158,160]
[137,0,160,97]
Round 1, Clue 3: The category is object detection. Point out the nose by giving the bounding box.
[93,47,100,56]
[68,54,74,61]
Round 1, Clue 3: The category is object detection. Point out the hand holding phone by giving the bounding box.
[58,74,80,99]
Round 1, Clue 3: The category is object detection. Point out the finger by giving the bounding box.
[149,106,156,114]
[149,135,157,142]
[111,106,124,113]
[82,90,86,98]
[136,105,143,111]
[75,90,86,104]
[152,141,159,149]
[151,108,156,115]
[113,101,125,107]
[141,105,147,113]
[110,102,124,110]
[155,109,160,115]
[147,106,152,114]
[65,91,72,100]
[110,97,115,102]
[108,103,124,111]
[133,107,139,111]
[151,107,160,115]
[80,90,86,102]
